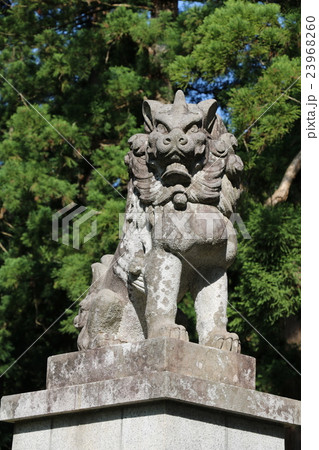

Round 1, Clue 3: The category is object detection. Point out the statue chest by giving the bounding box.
[149,202,229,252]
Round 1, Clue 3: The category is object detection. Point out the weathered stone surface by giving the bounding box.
[11,401,286,450]
[1,371,300,426]
[0,339,300,448]
[75,91,245,353]
[46,338,256,390]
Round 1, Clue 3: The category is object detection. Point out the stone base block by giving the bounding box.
[0,339,300,450]
[11,400,286,450]
[46,338,256,390]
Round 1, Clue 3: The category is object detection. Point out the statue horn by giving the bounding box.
[172,90,188,113]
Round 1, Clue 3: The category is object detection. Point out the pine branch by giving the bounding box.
[265,151,301,206]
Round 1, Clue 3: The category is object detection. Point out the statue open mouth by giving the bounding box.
[162,163,192,186]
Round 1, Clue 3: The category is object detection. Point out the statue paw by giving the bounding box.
[207,331,241,353]
[148,324,189,342]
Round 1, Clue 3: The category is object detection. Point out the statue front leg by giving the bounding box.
[144,248,189,341]
[192,267,240,353]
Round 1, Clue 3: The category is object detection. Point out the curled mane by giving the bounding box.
[125,115,243,218]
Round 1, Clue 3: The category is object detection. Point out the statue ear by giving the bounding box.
[142,100,161,133]
[198,99,217,134]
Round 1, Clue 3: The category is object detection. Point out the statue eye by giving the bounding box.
[157,123,168,133]
[189,124,199,133]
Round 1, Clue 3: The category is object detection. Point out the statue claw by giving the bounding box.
[207,332,241,353]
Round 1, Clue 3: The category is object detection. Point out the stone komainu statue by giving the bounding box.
[74,91,244,353]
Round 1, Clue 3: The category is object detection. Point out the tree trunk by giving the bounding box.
[152,0,178,17]
[265,151,301,206]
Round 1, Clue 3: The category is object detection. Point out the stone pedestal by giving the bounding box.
[0,339,300,449]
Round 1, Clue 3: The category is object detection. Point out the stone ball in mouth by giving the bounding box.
[162,163,191,186]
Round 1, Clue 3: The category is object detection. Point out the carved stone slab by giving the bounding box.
[1,372,300,427]
[0,339,300,450]
[46,338,255,390]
